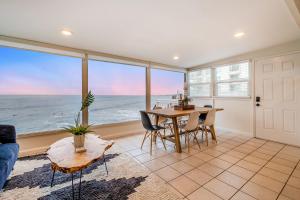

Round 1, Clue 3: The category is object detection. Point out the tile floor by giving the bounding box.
[114,130,300,200]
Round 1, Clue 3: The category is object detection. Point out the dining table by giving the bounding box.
[147,107,224,153]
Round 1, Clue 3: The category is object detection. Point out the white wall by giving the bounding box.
[191,98,253,135]
[190,39,300,137]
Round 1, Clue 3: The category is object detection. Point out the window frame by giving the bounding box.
[188,67,212,98]
[214,61,251,98]
[0,39,188,137]
[188,60,251,99]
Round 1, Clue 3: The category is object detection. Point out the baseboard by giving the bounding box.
[216,127,253,137]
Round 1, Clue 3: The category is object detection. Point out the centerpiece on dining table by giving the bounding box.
[174,95,195,110]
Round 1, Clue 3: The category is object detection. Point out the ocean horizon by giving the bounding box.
[0,95,174,135]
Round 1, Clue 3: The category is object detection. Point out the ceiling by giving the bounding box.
[0,0,299,68]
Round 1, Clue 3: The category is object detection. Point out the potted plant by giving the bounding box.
[63,91,95,149]
[182,96,191,106]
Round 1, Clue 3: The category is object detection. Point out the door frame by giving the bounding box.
[252,50,300,139]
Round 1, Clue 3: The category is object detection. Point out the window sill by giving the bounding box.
[16,120,141,139]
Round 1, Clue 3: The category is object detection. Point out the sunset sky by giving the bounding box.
[0,46,183,95]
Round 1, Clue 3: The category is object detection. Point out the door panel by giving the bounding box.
[255,53,300,146]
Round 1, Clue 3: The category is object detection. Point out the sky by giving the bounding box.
[0,46,183,95]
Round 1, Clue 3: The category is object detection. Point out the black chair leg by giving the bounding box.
[78,170,82,200]
[71,173,74,200]
[50,170,56,187]
[104,154,108,175]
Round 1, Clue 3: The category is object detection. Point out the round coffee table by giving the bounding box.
[47,134,114,200]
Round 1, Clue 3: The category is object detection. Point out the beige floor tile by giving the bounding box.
[185,168,213,185]
[281,185,300,200]
[262,143,284,151]
[258,167,289,183]
[135,153,154,163]
[182,156,205,167]
[277,195,293,200]
[257,147,278,156]
[202,149,223,157]
[212,145,230,153]
[249,138,266,144]
[167,184,185,199]
[143,159,167,171]
[251,151,273,160]
[193,152,214,162]
[198,163,224,177]
[203,178,237,200]
[128,148,148,156]
[151,149,169,158]
[218,154,240,164]
[218,143,235,150]
[169,175,200,196]
[250,174,285,193]
[236,160,261,172]
[227,165,255,179]
[182,147,201,155]
[171,152,190,160]
[281,146,300,158]
[159,155,181,165]
[292,169,300,178]
[209,158,232,170]
[234,146,255,154]
[217,171,247,189]
[243,155,267,166]
[241,182,278,200]
[155,166,181,182]
[246,141,264,148]
[171,161,194,174]
[287,176,300,189]
[231,191,256,200]
[224,140,241,147]
[271,157,297,168]
[226,150,246,159]
[276,152,299,163]
[188,187,222,200]
[265,162,294,175]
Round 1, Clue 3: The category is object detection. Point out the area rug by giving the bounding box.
[0,145,181,200]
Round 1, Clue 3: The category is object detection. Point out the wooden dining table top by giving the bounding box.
[146,107,224,118]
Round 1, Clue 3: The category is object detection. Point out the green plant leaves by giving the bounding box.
[81,91,95,111]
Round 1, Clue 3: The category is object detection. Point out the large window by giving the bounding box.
[151,68,184,108]
[215,62,249,97]
[188,68,211,97]
[88,60,146,124]
[188,61,250,97]
[0,46,82,134]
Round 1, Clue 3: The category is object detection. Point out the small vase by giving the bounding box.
[74,135,85,148]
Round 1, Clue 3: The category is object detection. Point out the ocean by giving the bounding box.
[0,95,173,135]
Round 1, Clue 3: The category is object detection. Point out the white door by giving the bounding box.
[255,53,300,146]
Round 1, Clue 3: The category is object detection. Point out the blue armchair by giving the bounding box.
[0,125,19,190]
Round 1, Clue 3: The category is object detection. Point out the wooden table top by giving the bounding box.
[147,107,224,118]
[47,134,114,173]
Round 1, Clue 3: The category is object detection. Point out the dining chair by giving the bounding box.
[140,111,167,155]
[152,105,173,136]
[201,109,216,146]
[180,112,201,152]
[199,105,213,123]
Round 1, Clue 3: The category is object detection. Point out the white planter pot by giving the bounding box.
[74,135,85,148]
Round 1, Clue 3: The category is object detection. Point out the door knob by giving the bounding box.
[256,103,260,107]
